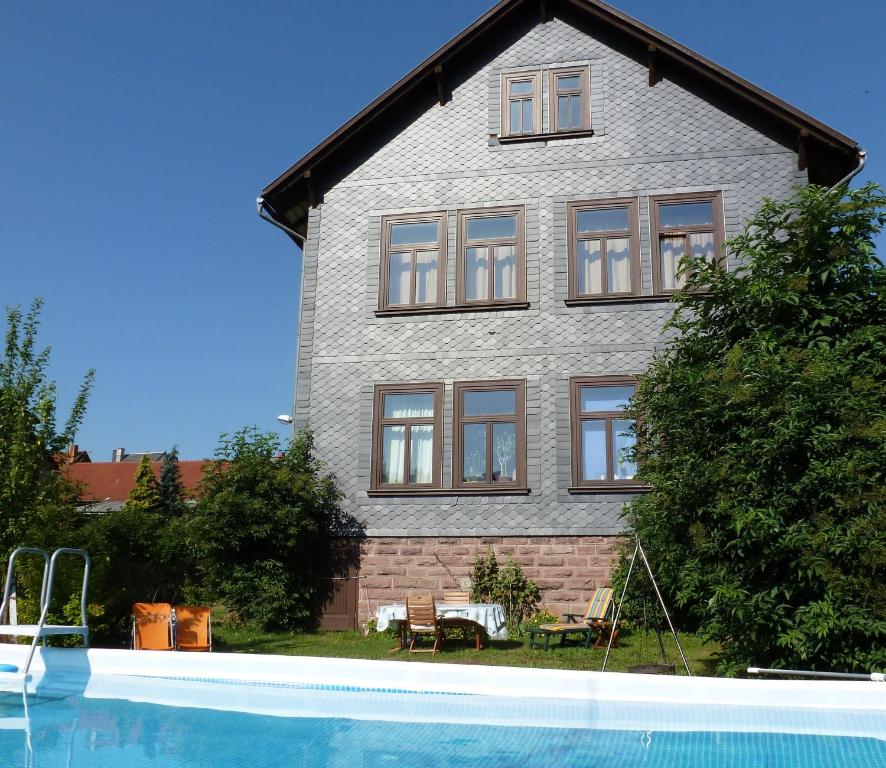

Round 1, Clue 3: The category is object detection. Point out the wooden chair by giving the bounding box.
[441,591,483,650]
[132,602,174,651]
[528,587,617,650]
[405,595,442,654]
[174,605,212,651]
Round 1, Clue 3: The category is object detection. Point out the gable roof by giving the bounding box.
[260,0,861,232]
[66,460,206,506]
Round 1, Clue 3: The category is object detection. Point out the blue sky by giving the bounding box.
[2,0,883,460]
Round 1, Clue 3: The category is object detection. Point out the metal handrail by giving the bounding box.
[42,548,91,628]
[0,548,50,624]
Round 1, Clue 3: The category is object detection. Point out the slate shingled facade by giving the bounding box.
[259,1,860,624]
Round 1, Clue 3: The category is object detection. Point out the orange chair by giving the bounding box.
[132,603,174,651]
[174,605,212,651]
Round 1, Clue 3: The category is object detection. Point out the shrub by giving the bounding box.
[469,548,540,633]
[623,183,886,675]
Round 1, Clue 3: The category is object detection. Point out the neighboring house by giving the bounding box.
[66,458,204,511]
[257,0,862,623]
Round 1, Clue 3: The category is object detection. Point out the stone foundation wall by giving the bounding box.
[357,535,619,624]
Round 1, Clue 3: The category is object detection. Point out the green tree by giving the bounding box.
[189,427,352,630]
[125,455,161,514]
[158,446,187,518]
[622,183,886,675]
[0,299,93,555]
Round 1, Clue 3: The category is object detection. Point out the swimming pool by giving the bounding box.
[1,643,884,767]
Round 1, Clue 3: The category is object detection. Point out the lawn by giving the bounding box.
[213,623,718,675]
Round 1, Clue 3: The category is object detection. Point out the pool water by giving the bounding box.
[1,676,884,767]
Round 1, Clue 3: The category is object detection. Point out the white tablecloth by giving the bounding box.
[375,603,509,641]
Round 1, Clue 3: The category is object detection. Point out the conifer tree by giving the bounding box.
[125,454,161,514]
[158,446,186,517]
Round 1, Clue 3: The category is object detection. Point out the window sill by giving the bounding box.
[367,487,531,497]
[564,295,674,307]
[498,129,595,144]
[375,302,530,317]
[568,484,650,494]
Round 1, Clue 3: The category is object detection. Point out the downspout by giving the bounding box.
[256,196,307,431]
[829,149,867,191]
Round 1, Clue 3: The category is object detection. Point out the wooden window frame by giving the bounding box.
[500,71,542,138]
[378,212,447,311]
[371,383,444,491]
[453,379,527,491]
[650,191,725,296]
[549,66,591,134]
[455,206,527,308]
[569,375,643,492]
[567,197,641,302]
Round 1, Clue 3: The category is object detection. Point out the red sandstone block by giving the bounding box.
[479,537,503,544]
[574,545,597,556]
[543,568,574,578]
[595,545,615,555]
[564,555,589,566]
[449,547,470,555]
[437,538,459,544]
[374,546,397,555]
[392,577,438,590]
[496,546,516,556]
[537,556,564,567]
[362,577,393,589]
[540,545,573,555]
[398,546,423,556]
[534,579,565,590]
[516,546,539,556]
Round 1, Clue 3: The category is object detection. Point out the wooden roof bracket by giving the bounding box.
[304,169,322,208]
[648,45,660,86]
[434,65,448,106]
[797,129,809,172]
[539,0,550,24]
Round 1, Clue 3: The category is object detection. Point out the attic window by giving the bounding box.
[550,66,590,132]
[500,72,541,137]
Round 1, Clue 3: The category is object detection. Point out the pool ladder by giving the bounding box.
[0,547,91,676]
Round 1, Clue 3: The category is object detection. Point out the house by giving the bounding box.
[66,456,204,511]
[257,0,862,624]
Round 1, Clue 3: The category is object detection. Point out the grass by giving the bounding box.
[212,623,719,675]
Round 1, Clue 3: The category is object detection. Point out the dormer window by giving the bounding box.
[501,72,541,137]
[550,67,590,132]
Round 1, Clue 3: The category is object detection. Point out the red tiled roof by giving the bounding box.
[66,461,206,502]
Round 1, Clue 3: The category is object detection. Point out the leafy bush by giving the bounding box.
[187,428,356,630]
[469,548,540,633]
[623,183,886,675]
[527,609,559,628]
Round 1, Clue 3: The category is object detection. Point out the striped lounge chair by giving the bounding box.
[528,587,617,650]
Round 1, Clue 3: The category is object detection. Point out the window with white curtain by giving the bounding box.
[570,376,641,489]
[453,380,526,490]
[549,66,590,133]
[650,192,724,294]
[372,384,443,490]
[567,198,640,300]
[379,213,446,310]
[457,207,525,306]
[500,71,541,137]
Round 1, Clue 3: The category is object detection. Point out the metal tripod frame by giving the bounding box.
[601,537,692,675]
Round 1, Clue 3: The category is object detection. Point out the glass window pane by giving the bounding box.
[659,201,714,228]
[387,251,411,305]
[558,95,569,130]
[606,237,631,293]
[462,423,488,483]
[577,239,602,295]
[522,99,533,133]
[409,425,434,484]
[576,207,629,233]
[492,422,517,482]
[581,420,607,482]
[384,392,434,418]
[466,214,517,240]
[509,100,521,133]
[612,419,636,480]
[580,385,634,412]
[557,74,581,91]
[463,389,516,416]
[381,425,405,484]
[390,221,438,246]
[660,236,685,290]
[465,246,488,300]
[689,231,716,263]
[414,250,437,304]
[493,245,516,299]
[509,79,533,96]
[569,94,582,128]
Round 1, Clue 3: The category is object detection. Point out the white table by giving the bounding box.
[375,603,509,649]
